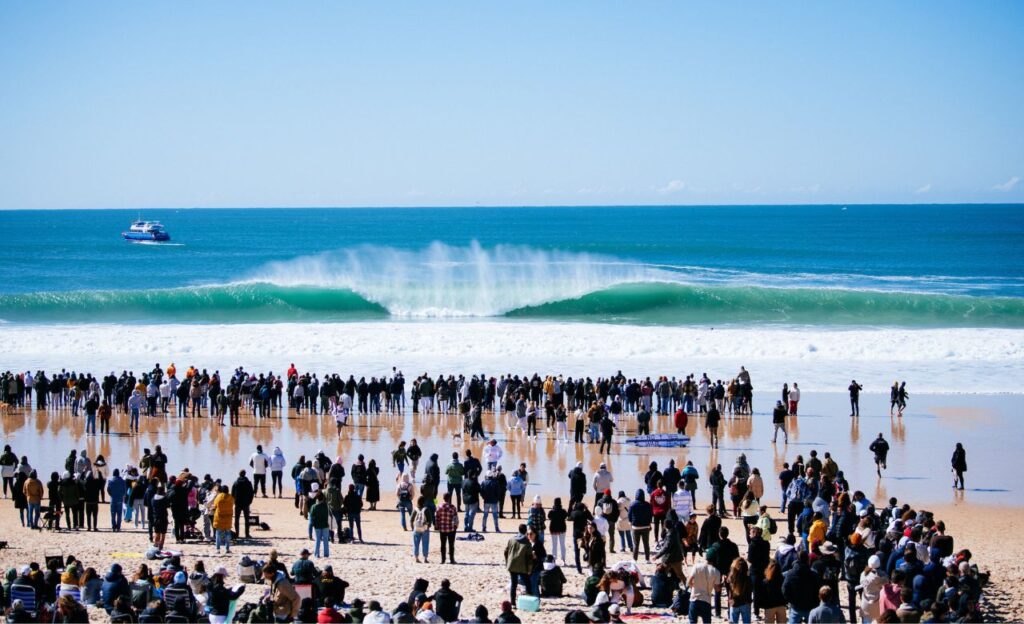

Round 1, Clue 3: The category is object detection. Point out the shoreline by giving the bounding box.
[1,321,1023,394]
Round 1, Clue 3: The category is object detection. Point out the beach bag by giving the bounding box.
[516,595,540,612]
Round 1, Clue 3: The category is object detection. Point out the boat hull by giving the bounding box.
[123,231,171,242]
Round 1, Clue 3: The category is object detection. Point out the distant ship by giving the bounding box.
[122,220,171,242]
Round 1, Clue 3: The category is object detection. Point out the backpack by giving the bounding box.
[768,517,778,535]
[399,484,412,502]
[413,510,427,531]
[820,561,841,585]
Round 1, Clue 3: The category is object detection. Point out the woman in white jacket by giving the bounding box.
[857,554,888,623]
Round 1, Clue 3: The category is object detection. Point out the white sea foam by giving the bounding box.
[1,321,1021,394]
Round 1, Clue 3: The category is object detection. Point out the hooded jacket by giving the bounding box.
[101,565,130,612]
[628,490,653,528]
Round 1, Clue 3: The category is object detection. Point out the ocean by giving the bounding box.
[1,205,1022,392]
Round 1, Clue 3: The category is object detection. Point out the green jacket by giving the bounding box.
[325,487,342,511]
[309,501,330,530]
[445,462,464,485]
[504,535,533,574]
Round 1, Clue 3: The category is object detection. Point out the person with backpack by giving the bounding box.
[411,495,432,563]
[396,473,415,530]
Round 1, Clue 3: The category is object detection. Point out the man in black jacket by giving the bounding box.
[231,470,255,538]
[782,551,822,622]
[568,463,587,510]
[747,526,770,618]
[431,579,463,622]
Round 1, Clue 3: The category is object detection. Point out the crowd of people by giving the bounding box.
[0,363,980,624]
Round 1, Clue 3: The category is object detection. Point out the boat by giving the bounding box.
[122,220,171,242]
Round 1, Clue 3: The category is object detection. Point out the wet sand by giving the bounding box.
[3,391,1021,505]
[2,391,1023,620]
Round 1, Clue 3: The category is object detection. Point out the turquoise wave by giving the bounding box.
[0,281,1022,326]
[0,284,388,323]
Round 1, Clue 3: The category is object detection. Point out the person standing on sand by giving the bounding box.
[706,402,721,449]
[787,383,800,416]
[951,443,967,490]
[889,381,899,415]
[869,434,890,477]
[772,401,788,444]
[848,380,863,417]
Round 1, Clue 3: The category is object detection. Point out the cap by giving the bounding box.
[174,571,186,584]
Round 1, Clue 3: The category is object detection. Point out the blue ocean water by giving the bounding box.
[0,205,1022,326]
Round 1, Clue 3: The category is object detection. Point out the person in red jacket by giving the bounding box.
[650,480,670,541]
[673,408,688,435]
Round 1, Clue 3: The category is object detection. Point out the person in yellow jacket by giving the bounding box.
[23,470,44,529]
[211,485,234,553]
[808,512,828,547]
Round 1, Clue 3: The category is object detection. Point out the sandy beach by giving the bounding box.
[1,495,1021,622]
[2,389,1023,621]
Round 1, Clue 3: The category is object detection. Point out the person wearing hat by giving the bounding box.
[291,548,319,585]
[856,554,887,623]
[811,542,843,607]
[208,566,245,624]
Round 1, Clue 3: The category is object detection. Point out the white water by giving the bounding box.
[244,242,665,317]
[2,321,1021,394]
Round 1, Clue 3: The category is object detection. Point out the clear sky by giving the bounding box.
[1,2,1022,208]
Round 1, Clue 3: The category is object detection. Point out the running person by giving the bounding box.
[869,433,890,477]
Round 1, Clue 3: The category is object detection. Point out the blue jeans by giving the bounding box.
[464,503,479,531]
[618,529,633,551]
[355,484,365,497]
[27,502,41,528]
[86,413,96,434]
[314,527,330,557]
[110,505,123,531]
[348,514,363,541]
[588,424,599,443]
[729,604,751,624]
[482,503,500,531]
[787,607,810,623]
[412,530,430,557]
[689,600,712,623]
[215,528,232,551]
[397,499,413,529]
[130,408,140,431]
[684,395,694,412]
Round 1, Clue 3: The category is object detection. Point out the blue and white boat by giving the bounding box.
[122,220,171,242]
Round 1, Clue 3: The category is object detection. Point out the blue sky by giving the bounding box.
[1,2,1022,208]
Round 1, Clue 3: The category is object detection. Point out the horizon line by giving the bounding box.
[1,201,1022,211]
